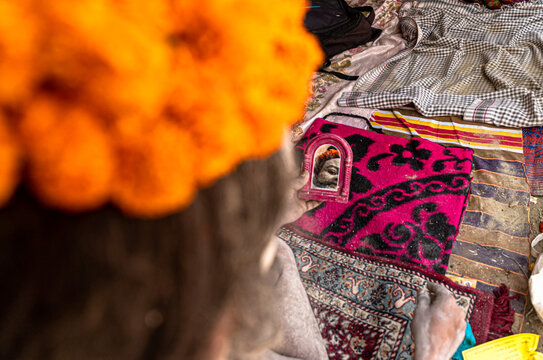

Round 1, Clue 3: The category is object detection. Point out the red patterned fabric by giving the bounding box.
[278,227,493,359]
[523,126,543,196]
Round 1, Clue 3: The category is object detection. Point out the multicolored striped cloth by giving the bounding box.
[371,110,523,153]
[522,126,543,196]
[370,109,530,333]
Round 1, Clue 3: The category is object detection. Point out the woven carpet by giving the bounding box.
[278,227,493,359]
[370,108,530,333]
[293,118,473,274]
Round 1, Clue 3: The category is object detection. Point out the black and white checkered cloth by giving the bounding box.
[338,0,543,127]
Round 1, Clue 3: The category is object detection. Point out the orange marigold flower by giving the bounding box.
[112,117,196,217]
[0,0,38,105]
[0,0,322,217]
[319,149,340,162]
[0,114,20,206]
[169,0,322,184]
[19,98,113,212]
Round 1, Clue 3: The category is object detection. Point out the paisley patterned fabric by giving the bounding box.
[523,126,543,196]
[278,227,493,359]
[292,118,473,274]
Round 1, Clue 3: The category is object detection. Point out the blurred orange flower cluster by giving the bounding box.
[0,0,322,217]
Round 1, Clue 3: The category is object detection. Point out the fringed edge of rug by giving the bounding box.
[487,284,521,340]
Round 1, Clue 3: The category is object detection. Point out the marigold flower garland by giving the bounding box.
[0,0,322,217]
[318,149,340,162]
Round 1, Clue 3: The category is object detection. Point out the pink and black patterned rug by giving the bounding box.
[278,227,493,359]
[291,118,473,274]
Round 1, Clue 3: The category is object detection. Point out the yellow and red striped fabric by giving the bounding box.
[371,109,523,153]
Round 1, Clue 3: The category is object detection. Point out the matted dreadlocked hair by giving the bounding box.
[0,151,291,360]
